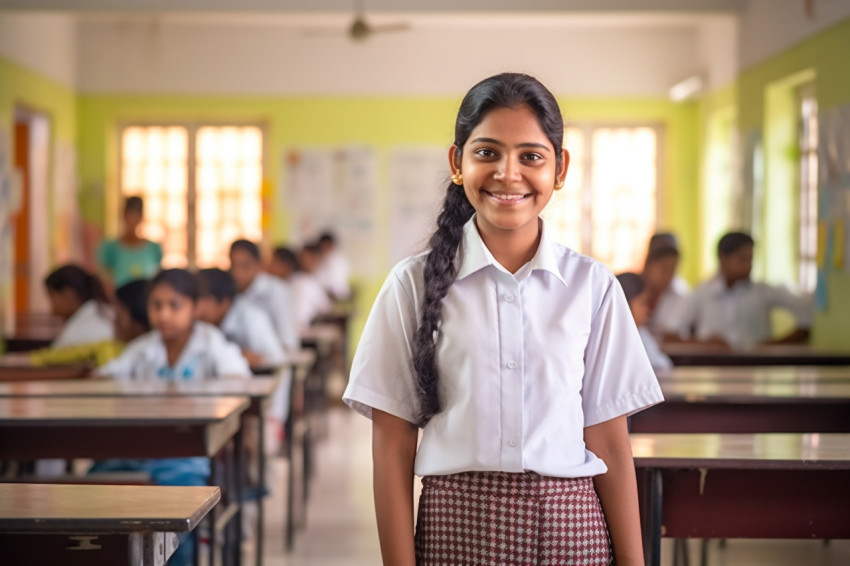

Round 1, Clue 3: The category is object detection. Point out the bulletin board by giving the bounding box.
[815,104,850,310]
[283,146,379,277]
[387,147,448,265]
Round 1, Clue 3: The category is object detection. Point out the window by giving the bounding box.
[120,125,264,268]
[797,84,818,293]
[543,125,659,273]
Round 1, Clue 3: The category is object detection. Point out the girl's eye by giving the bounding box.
[522,153,543,162]
[474,148,497,158]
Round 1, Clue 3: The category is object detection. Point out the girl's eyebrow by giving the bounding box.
[470,137,551,152]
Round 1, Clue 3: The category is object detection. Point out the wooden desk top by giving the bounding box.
[656,365,850,383]
[659,379,850,402]
[0,353,91,381]
[0,484,220,533]
[0,396,249,426]
[630,432,850,470]
[662,343,850,366]
[0,376,280,400]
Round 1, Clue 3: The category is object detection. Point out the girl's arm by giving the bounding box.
[584,415,644,566]
[372,408,418,566]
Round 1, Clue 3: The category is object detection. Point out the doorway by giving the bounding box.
[12,106,51,318]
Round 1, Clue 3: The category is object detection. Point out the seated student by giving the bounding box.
[269,246,332,331]
[617,272,673,370]
[229,239,299,353]
[642,241,688,337]
[196,268,286,367]
[315,231,351,301]
[667,232,812,348]
[29,279,150,367]
[95,269,250,566]
[44,264,114,348]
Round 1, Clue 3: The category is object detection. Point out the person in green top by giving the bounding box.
[97,196,163,288]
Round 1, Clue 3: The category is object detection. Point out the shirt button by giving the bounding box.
[504,293,515,302]
[508,438,518,447]
[506,360,517,369]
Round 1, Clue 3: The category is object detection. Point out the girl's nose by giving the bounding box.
[493,158,522,184]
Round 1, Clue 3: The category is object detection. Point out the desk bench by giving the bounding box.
[0,483,219,566]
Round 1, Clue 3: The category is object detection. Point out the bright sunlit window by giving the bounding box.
[120,124,263,268]
[543,125,659,273]
[797,84,818,293]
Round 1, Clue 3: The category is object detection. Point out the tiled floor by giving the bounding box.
[259,407,850,566]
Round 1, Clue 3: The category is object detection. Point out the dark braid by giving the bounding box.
[412,72,565,424]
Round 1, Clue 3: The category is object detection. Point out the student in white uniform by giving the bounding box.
[667,232,812,348]
[96,269,250,566]
[617,272,673,371]
[316,231,351,300]
[269,246,332,331]
[196,267,287,367]
[229,239,299,353]
[343,73,663,566]
[45,264,114,348]
[642,240,688,338]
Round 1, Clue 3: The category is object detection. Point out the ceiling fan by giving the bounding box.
[302,1,411,42]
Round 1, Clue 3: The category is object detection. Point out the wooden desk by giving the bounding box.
[656,365,850,383]
[631,433,850,566]
[0,483,219,565]
[0,396,248,566]
[0,353,90,381]
[3,314,62,352]
[662,343,850,366]
[631,380,850,433]
[0,376,280,566]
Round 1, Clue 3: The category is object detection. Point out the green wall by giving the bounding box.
[736,17,850,349]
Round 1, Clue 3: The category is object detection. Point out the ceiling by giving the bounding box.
[0,0,743,13]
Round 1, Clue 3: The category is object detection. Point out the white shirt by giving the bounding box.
[672,276,813,348]
[344,216,663,478]
[99,321,251,380]
[221,296,287,366]
[52,300,114,348]
[242,272,299,353]
[289,272,332,331]
[648,279,689,338]
[316,248,351,300]
[639,326,673,370]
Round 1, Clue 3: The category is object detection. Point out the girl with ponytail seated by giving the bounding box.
[344,73,663,566]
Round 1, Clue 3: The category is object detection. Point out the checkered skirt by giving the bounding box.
[414,471,612,565]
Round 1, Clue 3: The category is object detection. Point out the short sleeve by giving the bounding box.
[96,240,116,271]
[272,281,300,352]
[342,263,422,426]
[214,337,252,378]
[581,276,664,427]
[150,241,164,266]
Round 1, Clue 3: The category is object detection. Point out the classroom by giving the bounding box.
[1,0,850,565]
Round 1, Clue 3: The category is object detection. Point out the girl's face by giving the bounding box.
[454,104,568,242]
[147,283,196,341]
[113,302,146,343]
[47,288,82,320]
[644,256,678,292]
[229,249,261,293]
[629,292,651,327]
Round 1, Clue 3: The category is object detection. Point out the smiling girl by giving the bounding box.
[343,73,663,565]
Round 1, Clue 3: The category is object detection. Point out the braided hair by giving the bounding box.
[412,73,565,424]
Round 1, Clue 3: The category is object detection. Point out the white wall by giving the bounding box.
[0,11,77,87]
[739,0,850,69]
[76,13,736,97]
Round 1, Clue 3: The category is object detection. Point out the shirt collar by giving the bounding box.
[455,214,568,288]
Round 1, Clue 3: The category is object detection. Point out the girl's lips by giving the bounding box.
[483,190,530,203]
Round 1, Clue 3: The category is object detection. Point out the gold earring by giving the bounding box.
[554,180,564,191]
[451,171,463,185]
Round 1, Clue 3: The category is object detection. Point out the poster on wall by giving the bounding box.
[283,145,379,277]
[388,147,448,265]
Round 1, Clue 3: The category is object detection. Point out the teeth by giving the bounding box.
[490,193,526,201]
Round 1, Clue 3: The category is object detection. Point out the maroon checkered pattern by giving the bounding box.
[415,471,612,565]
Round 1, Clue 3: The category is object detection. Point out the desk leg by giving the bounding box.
[209,456,219,566]
[642,468,663,566]
[133,531,178,566]
[234,426,245,566]
[256,410,265,566]
[284,411,295,552]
